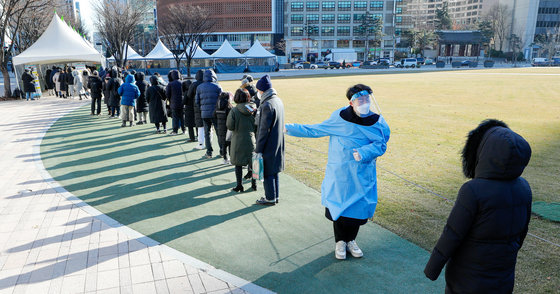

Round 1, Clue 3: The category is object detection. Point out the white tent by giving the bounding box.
[108,45,144,61]
[210,40,244,58]
[143,40,173,60]
[243,40,276,58]
[13,13,102,65]
[188,44,211,59]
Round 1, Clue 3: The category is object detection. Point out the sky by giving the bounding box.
[77,0,96,38]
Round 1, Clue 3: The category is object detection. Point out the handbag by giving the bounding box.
[252,153,264,181]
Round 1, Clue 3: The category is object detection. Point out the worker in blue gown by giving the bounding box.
[284,84,390,260]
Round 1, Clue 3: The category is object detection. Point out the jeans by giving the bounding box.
[263,173,279,201]
[171,108,185,133]
[26,92,34,100]
[110,106,120,117]
[203,117,220,155]
[91,97,101,114]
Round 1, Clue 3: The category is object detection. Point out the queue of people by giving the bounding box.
[36,65,536,292]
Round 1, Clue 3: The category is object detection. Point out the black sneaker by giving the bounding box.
[255,197,275,206]
[232,186,244,193]
[244,173,252,180]
[204,153,212,159]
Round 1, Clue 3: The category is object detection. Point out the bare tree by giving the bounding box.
[535,26,560,61]
[356,12,383,62]
[0,0,54,97]
[93,0,148,68]
[158,4,215,78]
[487,4,511,52]
[508,33,523,66]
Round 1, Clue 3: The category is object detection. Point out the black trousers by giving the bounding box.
[171,108,185,133]
[184,109,196,140]
[91,97,101,114]
[325,208,367,242]
[155,122,167,130]
[235,165,255,187]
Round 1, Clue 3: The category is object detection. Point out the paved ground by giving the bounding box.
[37,99,445,293]
[0,97,261,294]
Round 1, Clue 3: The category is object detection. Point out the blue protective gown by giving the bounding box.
[285,107,390,221]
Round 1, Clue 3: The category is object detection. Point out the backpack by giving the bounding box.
[13,88,24,99]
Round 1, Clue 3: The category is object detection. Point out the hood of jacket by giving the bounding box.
[135,72,145,82]
[195,69,204,82]
[203,69,217,83]
[170,70,180,82]
[125,74,135,84]
[236,102,256,116]
[472,126,531,180]
[149,75,159,86]
[110,67,118,79]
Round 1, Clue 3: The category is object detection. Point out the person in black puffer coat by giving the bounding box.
[215,91,233,164]
[102,72,111,115]
[166,70,185,135]
[146,75,168,133]
[182,79,195,142]
[135,72,149,124]
[87,71,103,115]
[188,69,206,149]
[21,69,36,101]
[107,67,122,118]
[424,119,532,294]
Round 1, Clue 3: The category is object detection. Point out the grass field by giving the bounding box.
[218,67,560,293]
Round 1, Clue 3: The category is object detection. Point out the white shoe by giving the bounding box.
[222,159,231,165]
[335,241,347,260]
[194,144,205,150]
[347,240,363,258]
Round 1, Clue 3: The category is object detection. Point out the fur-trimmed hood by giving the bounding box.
[462,119,531,179]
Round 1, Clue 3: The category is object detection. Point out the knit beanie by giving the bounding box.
[256,75,272,91]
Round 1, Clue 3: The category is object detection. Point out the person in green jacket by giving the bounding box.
[227,88,257,192]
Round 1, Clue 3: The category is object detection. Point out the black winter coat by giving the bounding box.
[255,88,285,176]
[188,70,204,128]
[87,76,103,99]
[135,72,149,112]
[424,126,532,294]
[102,77,111,105]
[59,72,68,91]
[146,84,168,124]
[214,95,232,150]
[45,69,53,89]
[166,70,183,109]
[182,80,195,128]
[22,72,36,93]
[107,69,122,107]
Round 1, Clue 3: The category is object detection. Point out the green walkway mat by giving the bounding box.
[532,202,560,222]
[41,105,445,293]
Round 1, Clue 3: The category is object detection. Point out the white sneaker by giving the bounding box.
[335,241,347,260]
[222,159,231,165]
[347,240,363,258]
[194,144,205,150]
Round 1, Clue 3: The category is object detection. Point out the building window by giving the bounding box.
[395,28,402,36]
[308,26,320,36]
[396,16,402,23]
[291,27,304,36]
[291,2,304,11]
[337,14,351,23]
[338,1,351,11]
[353,26,362,34]
[353,40,365,47]
[354,1,368,10]
[322,14,335,23]
[291,14,304,24]
[337,39,350,48]
[306,1,320,11]
[337,26,351,36]
[371,1,383,11]
[322,1,335,11]
[306,14,320,24]
[395,7,402,14]
[321,26,335,36]
[354,14,366,22]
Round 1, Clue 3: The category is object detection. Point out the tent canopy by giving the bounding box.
[108,45,144,61]
[143,40,173,60]
[211,40,244,58]
[243,40,276,58]
[187,44,211,59]
[13,13,102,65]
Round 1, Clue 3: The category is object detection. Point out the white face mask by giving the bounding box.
[356,103,371,116]
[257,92,262,99]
